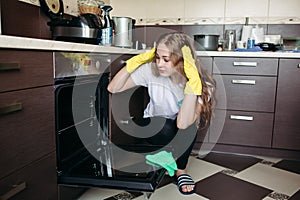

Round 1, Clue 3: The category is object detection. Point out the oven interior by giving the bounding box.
[54,53,166,192]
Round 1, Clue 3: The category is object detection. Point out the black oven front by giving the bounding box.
[54,52,165,194]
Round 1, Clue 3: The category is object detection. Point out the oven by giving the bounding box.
[54,52,166,197]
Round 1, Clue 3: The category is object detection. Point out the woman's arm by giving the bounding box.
[176,94,201,129]
[107,67,137,93]
[108,48,156,93]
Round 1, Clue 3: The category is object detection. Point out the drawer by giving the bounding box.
[214,74,276,112]
[0,50,53,92]
[0,86,55,178]
[213,57,278,76]
[0,152,57,200]
[210,110,274,147]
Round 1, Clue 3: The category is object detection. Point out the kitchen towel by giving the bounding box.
[235,46,262,52]
[146,151,178,176]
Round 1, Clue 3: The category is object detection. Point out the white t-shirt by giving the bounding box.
[130,63,185,120]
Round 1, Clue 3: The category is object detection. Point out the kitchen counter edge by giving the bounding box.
[0,35,299,58]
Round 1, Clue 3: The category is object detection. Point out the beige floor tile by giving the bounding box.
[186,156,225,182]
[78,188,124,200]
[133,184,209,200]
[236,163,300,196]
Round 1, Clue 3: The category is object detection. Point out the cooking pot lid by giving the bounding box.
[39,0,64,19]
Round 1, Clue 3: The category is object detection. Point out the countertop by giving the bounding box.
[1,35,300,58]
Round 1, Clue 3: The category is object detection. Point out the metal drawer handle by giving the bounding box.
[0,103,23,116]
[230,115,253,121]
[0,182,26,200]
[120,120,129,124]
[298,63,300,68]
[0,62,20,71]
[233,61,257,67]
[232,79,256,85]
[119,116,134,125]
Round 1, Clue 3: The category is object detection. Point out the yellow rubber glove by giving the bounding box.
[126,47,156,73]
[181,46,202,95]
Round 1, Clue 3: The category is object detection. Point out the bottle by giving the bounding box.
[100,5,113,46]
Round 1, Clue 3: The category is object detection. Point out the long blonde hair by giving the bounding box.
[153,32,216,129]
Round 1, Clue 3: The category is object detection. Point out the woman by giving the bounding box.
[107,32,215,195]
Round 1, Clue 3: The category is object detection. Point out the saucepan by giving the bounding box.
[194,34,220,51]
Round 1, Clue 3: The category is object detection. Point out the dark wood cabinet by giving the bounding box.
[214,74,277,112]
[210,110,273,147]
[1,0,51,39]
[273,58,300,151]
[0,50,56,199]
[210,57,278,148]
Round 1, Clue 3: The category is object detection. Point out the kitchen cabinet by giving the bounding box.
[273,58,300,151]
[1,0,51,39]
[110,0,300,25]
[184,0,225,24]
[210,57,278,148]
[269,0,300,18]
[225,0,269,18]
[268,0,300,24]
[110,0,148,25]
[0,50,56,199]
[111,0,184,25]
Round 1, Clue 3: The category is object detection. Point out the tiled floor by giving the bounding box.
[78,152,300,200]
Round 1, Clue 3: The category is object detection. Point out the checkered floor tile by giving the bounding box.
[77,152,300,200]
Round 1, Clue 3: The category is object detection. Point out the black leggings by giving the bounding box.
[145,117,197,170]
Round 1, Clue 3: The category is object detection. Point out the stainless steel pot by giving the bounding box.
[112,16,134,48]
[194,34,219,51]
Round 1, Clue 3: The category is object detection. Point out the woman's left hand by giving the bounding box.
[181,46,202,95]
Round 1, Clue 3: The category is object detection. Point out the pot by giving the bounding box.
[194,34,219,51]
[112,16,135,48]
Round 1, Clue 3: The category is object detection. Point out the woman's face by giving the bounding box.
[155,43,177,77]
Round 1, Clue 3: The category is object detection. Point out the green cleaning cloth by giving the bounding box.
[145,151,178,176]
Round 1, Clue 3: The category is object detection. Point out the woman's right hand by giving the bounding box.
[126,47,156,73]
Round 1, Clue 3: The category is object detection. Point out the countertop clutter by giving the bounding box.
[0,35,300,58]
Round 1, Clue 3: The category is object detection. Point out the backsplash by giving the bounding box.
[135,24,300,48]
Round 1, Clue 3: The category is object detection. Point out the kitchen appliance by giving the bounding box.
[194,34,219,51]
[224,30,236,51]
[54,52,166,198]
[255,42,277,51]
[39,0,102,44]
[112,16,135,48]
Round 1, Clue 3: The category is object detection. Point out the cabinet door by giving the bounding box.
[0,153,57,200]
[184,0,225,24]
[273,59,300,150]
[0,50,53,92]
[214,74,277,112]
[0,86,55,177]
[213,57,278,76]
[110,0,148,24]
[210,110,273,147]
[269,0,300,18]
[225,0,269,20]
